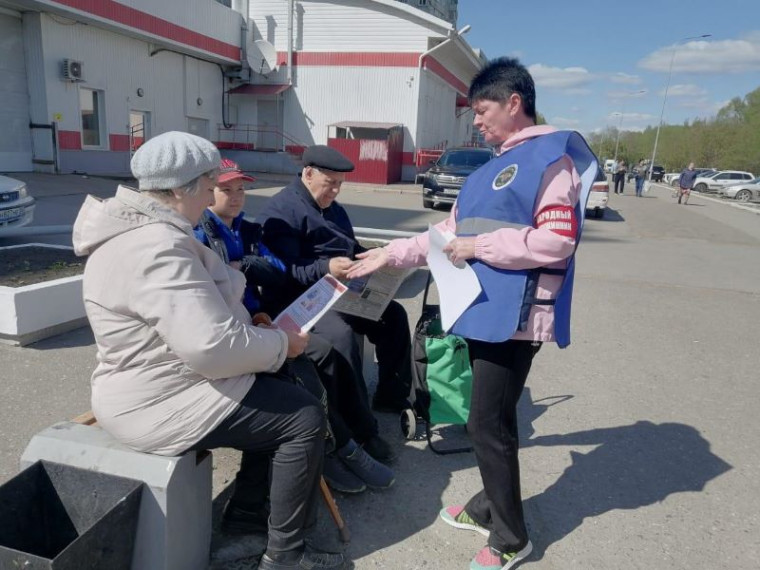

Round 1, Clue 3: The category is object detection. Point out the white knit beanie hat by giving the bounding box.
[130,131,221,190]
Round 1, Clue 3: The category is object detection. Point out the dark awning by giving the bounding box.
[228,84,290,95]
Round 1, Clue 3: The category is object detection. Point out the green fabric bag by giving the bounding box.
[424,327,473,425]
[411,275,473,426]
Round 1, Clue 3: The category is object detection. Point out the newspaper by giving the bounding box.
[273,275,348,333]
[333,266,411,321]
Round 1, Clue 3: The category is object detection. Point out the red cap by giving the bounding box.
[217,158,255,184]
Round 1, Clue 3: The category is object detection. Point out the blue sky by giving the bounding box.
[457,0,760,135]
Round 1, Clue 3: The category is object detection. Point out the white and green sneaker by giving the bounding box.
[439,505,490,538]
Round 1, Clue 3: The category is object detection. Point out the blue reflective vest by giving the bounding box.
[451,130,597,348]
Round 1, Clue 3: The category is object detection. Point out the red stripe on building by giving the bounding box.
[422,55,469,95]
[275,51,469,95]
[52,0,240,60]
[109,134,130,152]
[58,130,82,150]
[276,51,420,67]
[402,151,416,166]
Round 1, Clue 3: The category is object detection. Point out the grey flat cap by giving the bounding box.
[302,145,355,172]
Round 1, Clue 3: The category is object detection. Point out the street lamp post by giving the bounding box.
[613,112,623,161]
[648,34,711,183]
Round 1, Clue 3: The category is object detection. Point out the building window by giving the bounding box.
[187,117,210,139]
[80,88,106,148]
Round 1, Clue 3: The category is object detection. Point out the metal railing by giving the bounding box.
[216,123,308,153]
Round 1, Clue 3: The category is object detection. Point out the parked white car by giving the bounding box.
[692,170,755,193]
[0,175,35,234]
[666,168,716,187]
[586,168,609,218]
[719,178,760,202]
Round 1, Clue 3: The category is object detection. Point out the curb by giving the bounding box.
[651,183,760,214]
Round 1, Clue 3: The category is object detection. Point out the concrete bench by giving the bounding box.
[21,416,213,570]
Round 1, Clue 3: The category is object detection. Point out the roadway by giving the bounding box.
[1,174,759,569]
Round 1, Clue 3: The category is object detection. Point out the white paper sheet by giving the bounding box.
[273,275,348,333]
[426,224,482,331]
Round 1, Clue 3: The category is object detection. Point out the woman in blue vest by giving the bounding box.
[348,58,597,570]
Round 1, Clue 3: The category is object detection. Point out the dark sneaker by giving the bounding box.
[469,542,533,570]
[337,440,395,489]
[259,547,346,570]
[220,501,269,535]
[360,435,397,464]
[323,453,366,494]
[439,505,489,537]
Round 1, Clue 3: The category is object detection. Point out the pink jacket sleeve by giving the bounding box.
[385,155,581,270]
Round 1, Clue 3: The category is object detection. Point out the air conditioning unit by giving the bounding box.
[62,59,83,81]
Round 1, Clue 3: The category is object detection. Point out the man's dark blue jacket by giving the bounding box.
[257,176,366,307]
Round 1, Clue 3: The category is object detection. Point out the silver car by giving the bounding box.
[720,177,760,203]
[693,170,755,193]
[0,175,35,233]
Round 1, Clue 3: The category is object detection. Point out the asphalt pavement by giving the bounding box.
[1,175,759,569]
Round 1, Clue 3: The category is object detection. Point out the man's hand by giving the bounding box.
[252,312,273,326]
[285,330,309,358]
[346,248,389,279]
[328,256,355,280]
[443,237,477,267]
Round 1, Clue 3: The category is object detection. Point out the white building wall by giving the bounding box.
[417,71,458,148]
[250,0,446,51]
[39,14,227,174]
[281,66,421,150]
[0,10,33,171]
[24,0,242,63]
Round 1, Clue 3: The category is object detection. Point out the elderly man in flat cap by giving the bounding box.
[257,145,413,460]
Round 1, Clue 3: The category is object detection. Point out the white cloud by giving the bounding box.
[638,33,760,74]
[610,72,642,85]
[661,84,708,97]
[606,89,648,100]
[564,87,592,95]
[674,98,727,115]
[551,116,582,127]
[606,112,654,122]
[528,63,594,89]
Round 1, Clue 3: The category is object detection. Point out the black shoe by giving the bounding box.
[371,396,410,414]
[360,434,397,464]
[259,547,345,570]
[221,501,269,535]
[337,440,395,489]
[323,453,366,494]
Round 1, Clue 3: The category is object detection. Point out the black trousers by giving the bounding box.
[190,374,326,553]
[463,339,541,552]
[312,301,413,410]
[613,173,625,194]
[300,333,378,447]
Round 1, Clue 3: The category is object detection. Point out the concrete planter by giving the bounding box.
[0,244,87,346]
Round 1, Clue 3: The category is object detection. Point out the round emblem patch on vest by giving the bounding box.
[492,164,518,190]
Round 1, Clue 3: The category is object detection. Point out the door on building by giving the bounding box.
[129,111,150,153]
[0,11,33,171]
[257,100,283,151]
[187,117,210,140]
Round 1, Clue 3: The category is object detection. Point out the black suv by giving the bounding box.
[422,147,494,208]
[649,165,665,182]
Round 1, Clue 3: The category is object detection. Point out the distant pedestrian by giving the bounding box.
[678,162,698,205]
[635,160,647,197]
[613,160,627,194]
